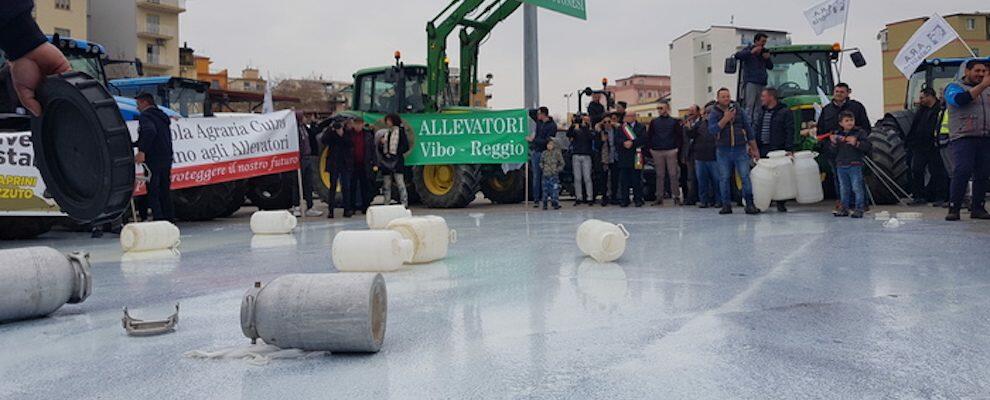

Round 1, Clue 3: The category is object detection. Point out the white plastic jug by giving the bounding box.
[120,221,180,252]
[386,216,457,264]
[332,231,414,272]
[793,151,825,204]
[750,159,775,211]
[366,205,412,230]
[250,210,298,235]
[576,220,630,263]
[768,151,798,201]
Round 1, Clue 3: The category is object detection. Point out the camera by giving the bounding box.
[331,122,343,131]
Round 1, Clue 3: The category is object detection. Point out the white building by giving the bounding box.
[669,26,790,115]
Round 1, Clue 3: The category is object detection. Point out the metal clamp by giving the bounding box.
[122,303,179,336]
[240,283,263,344]
[66,251,92,304]
[616,224,631,239]
[448,229,458,244]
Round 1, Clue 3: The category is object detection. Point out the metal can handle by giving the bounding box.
[617,224,630,239]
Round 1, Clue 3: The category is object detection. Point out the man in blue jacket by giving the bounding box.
[709,88,761,215]
[735,33,774,120]
[0,0,71,116]
[527,107,556,207]
[944,59,990,221]
[134,93,175,222]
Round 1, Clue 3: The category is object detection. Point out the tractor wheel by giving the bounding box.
[0,217,55,240]
[413,165,480,208]
[866,125,910,205]
[247,173,295,210]
[481,169,526,204]
[172,181,243,221]
[219,181,248,218]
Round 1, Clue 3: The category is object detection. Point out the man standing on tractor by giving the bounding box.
[734,32,774,119]
[588,93,607,126]
[944,59,990,221]
[753,87,795,212]
[527,107,556,208]
[906,88,947,207]
[709,88,761,215]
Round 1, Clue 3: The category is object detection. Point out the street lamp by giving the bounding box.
[564,92,574,115]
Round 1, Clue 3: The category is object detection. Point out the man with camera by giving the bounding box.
[734,33,774,119]
[709,88,761,215]
[567,114,596,206]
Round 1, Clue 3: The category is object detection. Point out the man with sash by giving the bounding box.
[615,112,648,207]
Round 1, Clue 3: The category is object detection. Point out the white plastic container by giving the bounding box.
[332,231,414,272]
[386,216,457,264]
[366,205,412,230]
[751,159,776,212]
[0,247,91,322]
[250,210,298,235]
[794,151,825,204]
[768,151,798,201]
[576,219,630,263]
[241,273,387,352]
[120,221,180,252]
[896,212,923,221]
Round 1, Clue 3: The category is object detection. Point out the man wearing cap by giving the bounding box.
[944,59,990,221]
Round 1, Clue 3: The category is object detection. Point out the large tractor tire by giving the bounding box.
[481,169,526,204]
[413,165,480,209]
[247,173,295,210]
[866,124,910,205]
[0,217,56,240]
[220,181,249,218]
[172,181,243,221]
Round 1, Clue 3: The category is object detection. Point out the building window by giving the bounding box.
[707,66,712,74]
[707,44,712,51]
[55,0,70,10]
[54,28,71,37]
[967,18,976,31]
[147,14,161,34]
[707,86,712,93]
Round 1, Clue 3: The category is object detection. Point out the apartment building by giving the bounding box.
[33,0,88,39]
[88,0,186,76]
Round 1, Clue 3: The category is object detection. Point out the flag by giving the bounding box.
[894,14,961,79]
[262,83,274,114]
[623,124,644,170]
[804,0,849,36]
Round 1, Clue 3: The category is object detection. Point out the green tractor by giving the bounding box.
[316,0,528,209]
[726,43,909,204]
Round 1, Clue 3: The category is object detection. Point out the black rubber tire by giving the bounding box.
[246,173,295,210]
[31,71,134,224]
[413,165,480,209]
[171,181,244,221]
[219,181,249,218]
[866,125,910,205]
[0,217,55,240]
[481,169,526,204]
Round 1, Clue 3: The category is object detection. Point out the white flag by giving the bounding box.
[262,83,274,114]
[804,0,849,36]
[893,14,961,79]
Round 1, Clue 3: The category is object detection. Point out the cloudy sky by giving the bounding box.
[181,0,981,117]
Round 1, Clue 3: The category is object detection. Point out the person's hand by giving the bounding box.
[762,51,771,59]
[525,134,535,143]
[135,152,146,164]
[830,135,840,144]
[623,140,633,149]
[752,45,763,55]
[748,146,760,160]
[9,43,71,116]
[845,136,858,146]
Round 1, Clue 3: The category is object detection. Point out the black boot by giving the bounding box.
[745,205,761,215]
[719,206,732,215]
[946,208,961,221]
[971,208,990,220]
[776,201,788,213]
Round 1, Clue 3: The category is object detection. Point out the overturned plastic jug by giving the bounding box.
[251,210,297,235]
[0,247,91,323]
[366,205,412,230]
[386,216,457,264]
[331,231,414,272]
[120,221,180,252]
[576,220,630,263]
[241,273,387,353]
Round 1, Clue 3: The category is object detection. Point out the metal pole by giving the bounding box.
[838,0,851,77]
[523,4,540,109]
[297,168,307,221]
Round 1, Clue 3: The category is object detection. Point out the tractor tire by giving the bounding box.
[413,165,480,209]
[481,169,526,204]
[247,173,295,210]
[866,125,910,205]
[220,181,249,218]
[172,181,243,221]
[0,217,55,240]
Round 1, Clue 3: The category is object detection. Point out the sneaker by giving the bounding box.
[305,209,324,217]
[553,204,561,210]
[946,208,961,221]
[834,208,850,217]
[851,210,864,219]
[971,209,990,220]
[533,203,540,208]
[699,203,710,209]
[719,206,733,215]
[745,205,761,215]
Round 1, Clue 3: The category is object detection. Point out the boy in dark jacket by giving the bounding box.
[829,111,873,218]
[539,141,565,210]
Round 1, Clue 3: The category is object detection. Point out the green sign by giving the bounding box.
[522,0,587,20]
[363,109,530,166]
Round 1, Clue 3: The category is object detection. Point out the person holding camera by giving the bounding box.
[567,114,596,206]
[735,33,774,119]
[376,114,411,207]
[709,88,761,215]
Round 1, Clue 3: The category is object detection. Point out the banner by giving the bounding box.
[803,0,849,36]
[362,109,530,166]
[0,132,64,216]
[894,14,961,79]
[521,0,586,20]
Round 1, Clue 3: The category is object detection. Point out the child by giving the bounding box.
[540,140,565,210]
[829,111,872,218]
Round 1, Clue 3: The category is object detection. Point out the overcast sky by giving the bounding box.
[181,0,982,117]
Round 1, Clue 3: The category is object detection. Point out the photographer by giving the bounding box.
[709,88,760,215]
[567,114,596,206]
[734,33,774,119]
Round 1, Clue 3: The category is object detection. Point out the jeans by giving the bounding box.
[716,147,754,207]
[292,155,318,209]
[617,168,644,206]
[383,173,408,206]
[572,154,593,201]
[327,168,353,212]
[909,147,947,202]
[147,165,175,222]
[349,169,373,212]
[695,160,720,206]
[650,149,680,200]
[742,82,764,121]
[837,165,866,211]
[530,150,543,202]
[683,157,697,204]
[542,175,560,206]
[948,137,990,210]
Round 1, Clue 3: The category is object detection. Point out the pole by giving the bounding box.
[838,0,851,77]
[296,168,307,221]
[956,37,979,58]
[523,4,540,109]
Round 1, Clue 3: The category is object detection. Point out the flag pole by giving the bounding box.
[957,37,979,58]
[838,0,851,77]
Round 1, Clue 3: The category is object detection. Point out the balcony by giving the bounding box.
[143,54,175,71]
[137,0,186,13]
[137,22,176,40]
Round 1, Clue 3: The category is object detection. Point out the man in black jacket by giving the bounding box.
[817,83,871,211]
[1,0,71,116]
[320,121,353,218]
[735,33,774,119]
[753,87,796,212]
[134,93,175,222]
[588,93,607,126]
[905,88,946,206]
[527,107,556,207]
[567,114,596,205]
[646,101,683,206]
[616,112,648,207]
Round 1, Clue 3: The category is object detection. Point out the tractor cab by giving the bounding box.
[905,57,990,109]
[352,63,432,115]
[110,76,212,117]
